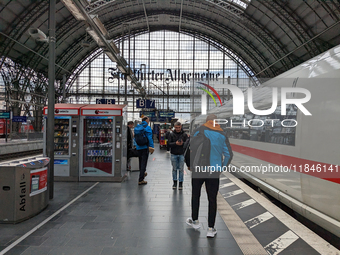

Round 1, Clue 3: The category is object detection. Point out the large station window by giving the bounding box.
[68,30,255,121]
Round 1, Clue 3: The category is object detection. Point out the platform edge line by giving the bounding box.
[223,170,340,255]
[217,192,268,255]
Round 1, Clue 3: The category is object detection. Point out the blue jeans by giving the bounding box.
[171,154,184,182]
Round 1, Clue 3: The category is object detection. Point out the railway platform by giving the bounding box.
[0,139,43,160]
[0,146,339,255]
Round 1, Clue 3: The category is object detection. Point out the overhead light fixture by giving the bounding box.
[61,0,86,20]
[104,51,117,62]
[81,31,91,47]
[79,0,91,6]
[117,65,126,74]
[81,41,91,47]
[108,40,120,54]
[125,65,134,76]
[131,82,138,88]
[127,74,135,81]
[28,28,49,43]
[86,27,105,47]
[90,14,108,37]
[116,55,128,67]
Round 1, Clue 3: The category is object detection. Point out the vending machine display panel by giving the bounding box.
[82,117,114,176]
[53,117,70,156]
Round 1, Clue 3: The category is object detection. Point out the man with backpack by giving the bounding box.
[134,116,154,185]
[186,114,233,238]
[168,122,188,190]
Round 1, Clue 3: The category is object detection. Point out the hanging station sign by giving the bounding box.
[108,68,221,84]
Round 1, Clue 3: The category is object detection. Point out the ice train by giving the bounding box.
[190,44,340,238]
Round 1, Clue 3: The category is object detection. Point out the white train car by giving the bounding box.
[191,45,340,238]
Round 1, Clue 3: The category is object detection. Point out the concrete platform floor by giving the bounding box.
[0,147,243,255]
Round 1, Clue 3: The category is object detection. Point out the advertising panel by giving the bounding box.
[29,168,48,196]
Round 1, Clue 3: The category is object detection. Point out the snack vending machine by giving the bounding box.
[79,104,127,182]
[43,104,86,181]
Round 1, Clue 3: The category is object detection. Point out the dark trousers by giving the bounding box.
[138,149,149,182]
[191,177,220,228]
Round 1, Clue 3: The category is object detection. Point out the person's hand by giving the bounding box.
[149,147,155,154]
[176,140,183,146]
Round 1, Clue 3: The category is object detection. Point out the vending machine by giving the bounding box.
[79,104,127,182]
[43,104,87,181]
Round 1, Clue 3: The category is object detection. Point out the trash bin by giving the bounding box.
[0,156,49,223]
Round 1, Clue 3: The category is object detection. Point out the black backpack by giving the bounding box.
[190,126,211,167]
[134,126,149,146]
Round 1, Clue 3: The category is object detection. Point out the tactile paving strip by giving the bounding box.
[217,192,268,255]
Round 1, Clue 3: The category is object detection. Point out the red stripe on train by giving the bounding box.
[231,144,340,184]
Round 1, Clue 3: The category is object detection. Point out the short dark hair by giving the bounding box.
[142,116,148,122]
[206,114,217,122]
[127,121,134,125]
[174,121,182,126]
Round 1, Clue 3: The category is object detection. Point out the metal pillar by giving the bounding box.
[103,52,105,95]
[47,0,56,199]
[133,34,135,118]
[62,74,66,102]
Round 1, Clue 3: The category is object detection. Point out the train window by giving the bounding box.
[221,105,297,146]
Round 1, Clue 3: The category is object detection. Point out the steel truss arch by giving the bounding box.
[83,0,292,72]
[0,1,48,70]
[92,2,289,74]
[99,14,274,77]
[260,0,319,57]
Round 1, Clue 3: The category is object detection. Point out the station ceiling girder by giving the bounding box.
[0,0,339,94]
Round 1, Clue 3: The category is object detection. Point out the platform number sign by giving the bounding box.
[136,99,155,109]
[96,99,115,104]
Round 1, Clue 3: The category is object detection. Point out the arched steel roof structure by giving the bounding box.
[1,0,339,91]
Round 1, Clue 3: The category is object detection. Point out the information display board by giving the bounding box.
[159,111,175,118]
[0,111,10,119]
[96,99,115,104]
[12,116,27,122]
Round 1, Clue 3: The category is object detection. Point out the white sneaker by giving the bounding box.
[186,218,201,229]
[207,227,217,238]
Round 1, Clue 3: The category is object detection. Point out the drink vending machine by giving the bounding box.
[79,104,127,182]
[43,104,86,181]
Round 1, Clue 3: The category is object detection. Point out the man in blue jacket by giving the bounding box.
[134,116,154,185]
[186,114,233,238]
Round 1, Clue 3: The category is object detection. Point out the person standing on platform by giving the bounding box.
[134,116,154,185]
[127,121,134,170]
[168,122,188,190]
[165,127,172,153]
[186,114,233,238]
